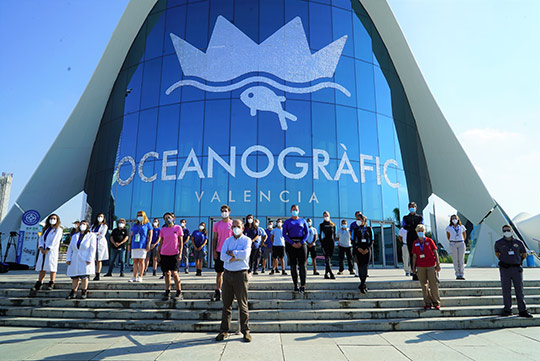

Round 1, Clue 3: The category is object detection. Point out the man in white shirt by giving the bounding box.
[398,228,410,276]
[216,219,252,343]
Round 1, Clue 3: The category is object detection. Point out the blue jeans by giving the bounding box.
[108,248,125,274]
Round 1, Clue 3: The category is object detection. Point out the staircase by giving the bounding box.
[1,277,539,332]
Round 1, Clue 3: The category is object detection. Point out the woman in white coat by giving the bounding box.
[31,214,63,292]
[91,213,109,281]
[66,220,96,299]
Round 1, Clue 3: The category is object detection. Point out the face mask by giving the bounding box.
[221,211,229,218]
[153,222,159,227]
[49,219,57,225]
[165,218,173,225]
[307,222,312,226]
[452,219,458,225]
[291,210,299,217]
[199,225,205,231]
[417,232,425,238]
[277,223,282,228]
[268,225,273,229]
[233,227,242,236]
[137,216,143,222]
[324,216,330,222]
[503,231,512,238]
[79,225,88,232]
[356,220,361,226]
[409,208,416,213]
[118,223,125,229]
[181,223,186,228]
[247,218,253,224]
[97,216,104,222]
[341,224,347,229]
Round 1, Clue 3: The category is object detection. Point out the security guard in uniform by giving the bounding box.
[494,224,533,318]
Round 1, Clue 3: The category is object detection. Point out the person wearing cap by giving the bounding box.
[215,219,252,342]
[402,202,424,281]
[411,224,441,310]
[105,219,129,277]
[495,225,533,318]
[446,215,467,280]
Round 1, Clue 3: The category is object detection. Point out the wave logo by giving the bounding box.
[166,16,350,130]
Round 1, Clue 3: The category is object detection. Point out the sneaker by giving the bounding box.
[457,276,465,280]
[261,269,265,274]
[519,311,534,318]
[120,273,125,277]
[104,273,112,277]
[330,273,335,280]
[434,305,441,310]
[173,290,183,300]
[299,286,305,294]
[159,275,165,279]
[359,287,366,294]
[501,310,513,317]
[129,278,137,283]
[66,290,76,299]
[269,269,275,275]
[153,270,157,276]
[282,270,287,276]
[337,271,343,275]
[216,332,228,341]
[136,277,143,283]
[46,281,54,290]
[185,269,189,274]
[349,270,355,276]
[324,274,330,279]
[31,281,42,292]
[412,274,419,281]
[314,271,320,276]
[243,332,252,342]
[162,291,170,301]
[79,290,88,299]
[424,305,431,310]
[93,274,100,281]
[211,289,221,302]
[294,286,300,293]
[253,271,258,275]
[405,273,410,276]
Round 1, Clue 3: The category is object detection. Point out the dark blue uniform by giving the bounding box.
[494,237,528,314]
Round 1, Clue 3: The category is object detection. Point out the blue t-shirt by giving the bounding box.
[151,227,160,245]
[191,230,207,251]
[255,227,266,248]
[306,226,317,245]
[271,228,285,247]
[181,227,190,246]
[264,228,273,248]
[131,222,152,249]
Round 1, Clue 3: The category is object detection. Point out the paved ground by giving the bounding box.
[1,326,540,360]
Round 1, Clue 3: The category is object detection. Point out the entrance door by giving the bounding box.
[369,220,398,268]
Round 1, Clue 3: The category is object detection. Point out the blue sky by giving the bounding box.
[0,0,538,223]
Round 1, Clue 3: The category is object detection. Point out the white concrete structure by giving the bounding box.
[0,0,533,267]
[0,173,13,223]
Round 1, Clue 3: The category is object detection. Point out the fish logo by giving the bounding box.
[166,16,350,131]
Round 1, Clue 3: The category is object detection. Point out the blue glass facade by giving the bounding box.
[85,0,431,240]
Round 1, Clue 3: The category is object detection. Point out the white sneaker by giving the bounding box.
[136,277,143,282]
[129,278,136,283]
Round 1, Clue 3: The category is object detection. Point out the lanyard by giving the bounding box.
[43,227,53,241]
[453,226,461,237]
[77,233,84,249]
[360,226,366,237]
[419,238,426,253]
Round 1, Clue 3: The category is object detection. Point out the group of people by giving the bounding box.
[28,200,534,342]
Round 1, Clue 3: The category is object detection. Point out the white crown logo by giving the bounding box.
[166,16,351,130]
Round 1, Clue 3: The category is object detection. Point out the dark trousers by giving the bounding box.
[249,247,261,272]
[354,250,370,284]
[285,242,307,287]
[321,240,334,275]
[220,270,249,333]
[500,266,527,312]
[338,246,354,272]
[108,248,125,274]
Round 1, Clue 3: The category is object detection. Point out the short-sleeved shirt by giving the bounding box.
[349,221,362,241]
[337,228,351,247]
[181,227,190,246]
[264,228,273,248]
[213,220,233,252]
[256,227,266,247]
[244,227,259,247]
[191,230,207,251]
[150,227,161,245]
[111,228,129,250]
[412,237,438,268]
[494,237,526,265]
[271,228,285,247]
[306,226,318,245]
[160,225,183,256]
[446,225,466,241]
[131,223,152,249]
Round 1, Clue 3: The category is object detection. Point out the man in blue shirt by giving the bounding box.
[216,219,252,342]
[282,204,309,293]
[180,219,190,274]
[306,218,320,275]
[261,220,273,273]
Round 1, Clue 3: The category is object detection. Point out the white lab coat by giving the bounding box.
[35,226,63,273]
[92,224,109,261]
[66,232,96,277]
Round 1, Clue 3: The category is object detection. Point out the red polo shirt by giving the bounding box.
[412,237,438,267]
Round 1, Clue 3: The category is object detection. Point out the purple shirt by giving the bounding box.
[282,218,309,245]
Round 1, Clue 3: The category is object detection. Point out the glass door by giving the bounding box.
[369,220,398,268]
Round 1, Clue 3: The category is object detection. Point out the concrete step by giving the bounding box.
[3,279,540,291]
[2,295,539,309]
[2,305,540,321]
[5,287,538,300]
[1,314,539,332]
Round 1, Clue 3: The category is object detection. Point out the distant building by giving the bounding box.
[0,173,13,223]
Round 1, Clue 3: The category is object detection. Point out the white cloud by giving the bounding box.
[458,128,540,219]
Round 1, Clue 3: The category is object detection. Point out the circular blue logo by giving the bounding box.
[22,210,40,226]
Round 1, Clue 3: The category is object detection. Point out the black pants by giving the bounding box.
[285,242,307,287]
[321,240,334,275]
[338,246,354,273]
[249,247,261,272]
[354,250,370,284]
